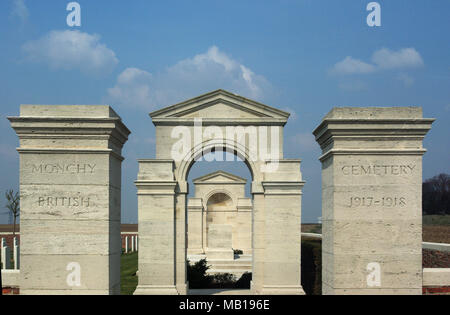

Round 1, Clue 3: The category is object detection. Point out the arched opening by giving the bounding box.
[207,192,233,210]
[185,150,253,290]
[176,138,259,183]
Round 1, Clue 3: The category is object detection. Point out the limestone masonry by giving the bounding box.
[314,107,434,295]
[6,93,438,296]
[8,105,130,295]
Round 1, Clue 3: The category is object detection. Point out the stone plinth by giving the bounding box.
[313,107,434,295]
[8,105,130,295]
[134,160,180,295]
[187,198,203,255]
[258,159,305,295]
[206,224,234,261]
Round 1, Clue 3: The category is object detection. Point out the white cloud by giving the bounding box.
[22,30,118,75]
[107,67,153,109]
[372,48,424,70]
[106,46,272,109]
[11,0,29,24]
[331,48,424,75]
[331,56,376,75]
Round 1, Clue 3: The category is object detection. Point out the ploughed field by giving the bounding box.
[303,216,450,243]
[423,215,450,243]
[423,249,450,268]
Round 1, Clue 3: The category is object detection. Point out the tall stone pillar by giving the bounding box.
[8,105,130,295]
[187,198,204,255]
[175,185,188,295]
[313,107,434,295]
[250,186,265,294]
[134,160,179,295]
[260,160,305,295]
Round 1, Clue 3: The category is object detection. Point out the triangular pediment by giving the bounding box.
[193,170,247,184]
[150,90,290,122]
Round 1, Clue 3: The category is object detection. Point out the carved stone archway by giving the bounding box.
[134,90,305,295]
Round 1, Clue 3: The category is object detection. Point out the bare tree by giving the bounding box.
[423,173,450,215]
[5,190,20,238]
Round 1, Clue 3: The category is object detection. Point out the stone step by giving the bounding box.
[207,259,251,265]
[189,289,252,295]
[208,264,252,270]
[206,269,251,278]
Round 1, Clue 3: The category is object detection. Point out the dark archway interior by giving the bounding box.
[207,193,233,210]
[186,150,253,290]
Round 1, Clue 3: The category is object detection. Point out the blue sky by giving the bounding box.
[0,0,449,223]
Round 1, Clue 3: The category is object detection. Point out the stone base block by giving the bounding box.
[21,289,116,295]
[206,248,234,261]
[328,288,422,295]
[187,248,205,255]
[254,285,305,295]
[133,285,180,295]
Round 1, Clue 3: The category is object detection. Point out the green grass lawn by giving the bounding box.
[423,215,450,226]
[121,252,138,295]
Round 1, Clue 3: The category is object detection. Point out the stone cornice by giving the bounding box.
[16,148,125,161]
[262,181,305,195]
[135,181,177,195]
[193,170,247,184]
[318,148,428,162]
[150,117,288,126]
[8,116,131,147]
[313,118,435,149]
[149,89,290,121]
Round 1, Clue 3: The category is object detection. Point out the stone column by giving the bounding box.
[134,159,179,295]
[187,198,204,255]
[250,184,264,294]
[260,160,305,295]
[8,105,130,295]
[175,186,188,295]
[236,198,252,254]
[313,107,434,295]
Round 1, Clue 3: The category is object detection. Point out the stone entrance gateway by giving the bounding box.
[135,90,306,295]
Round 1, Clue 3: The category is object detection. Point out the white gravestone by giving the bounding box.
[125,236,129,254]
[1,238,12,270]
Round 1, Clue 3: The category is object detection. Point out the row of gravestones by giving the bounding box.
[7,105,433,295]
[1,238,19,270]
[123,236,138,254]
